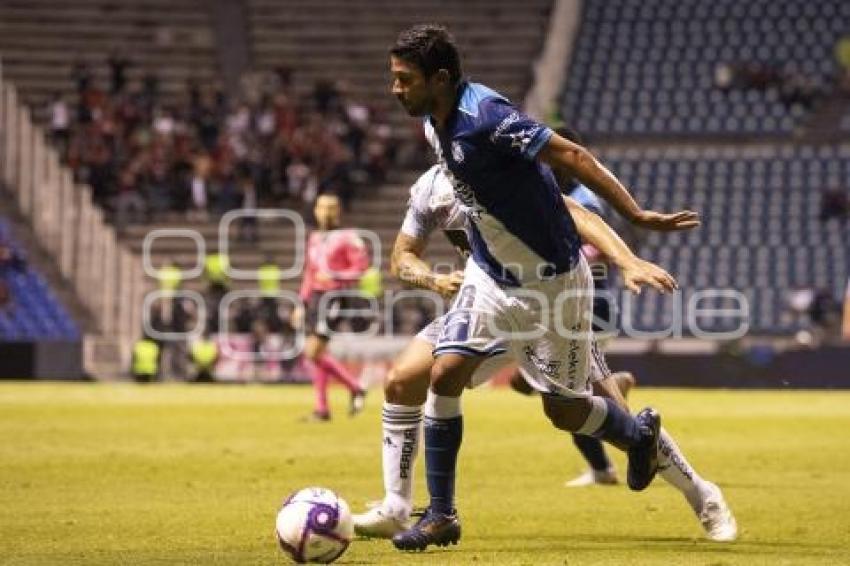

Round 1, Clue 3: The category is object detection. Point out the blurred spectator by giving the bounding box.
[107,50,131,96]
[237,173,259,243]
[0,241,26,311]
[392,298,435,335]
[0,243,27,273]
[49,93,71,154]
[233,298,256,333]
[204,252,230,295]
[190,331,218,383]
[157,260,182,292]
[131,334,160,383]
[714,62,823,109]
[189,154,212,221]
[820,188,848,223]
[313,79,340,115]
[257,255,280,297]
[809,288,842,342]
[71,59,92,96]
[115,170,148,230]
[49,63,394,232]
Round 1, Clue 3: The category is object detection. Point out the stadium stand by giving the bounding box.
[0,0,217,124]
[2,0,844,380]
[1,1,554,377]
[0,219,79,341]
[598,144,850,335]
[247,0,553,125]
[561,0,850,138]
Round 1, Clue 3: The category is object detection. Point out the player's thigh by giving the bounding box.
[431,353,484,397]
[468,354,514,388]
[508,262,595,395]
[384,338,434,405]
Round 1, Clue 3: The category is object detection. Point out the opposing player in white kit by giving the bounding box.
[353,165,736,543]
[387,25,736,550]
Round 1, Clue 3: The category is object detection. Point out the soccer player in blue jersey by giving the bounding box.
[386,25,729,550]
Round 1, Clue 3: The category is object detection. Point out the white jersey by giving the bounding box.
[400,164,470,256]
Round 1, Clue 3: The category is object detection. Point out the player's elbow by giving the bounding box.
[568,145,596,173]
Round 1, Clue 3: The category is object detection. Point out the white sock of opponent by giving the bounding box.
[657,427,714,512]
[380,402,422,520]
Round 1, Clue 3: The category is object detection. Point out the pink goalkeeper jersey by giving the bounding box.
[299,229,370,300]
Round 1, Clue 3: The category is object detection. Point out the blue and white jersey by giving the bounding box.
[424,81,581,287]
[401,164,469,252]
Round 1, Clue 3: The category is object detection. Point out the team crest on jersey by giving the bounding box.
[490,111,521,142]
[507,126,541,152]
[443,168,484,221]
[523,345,562,380]
[451,141,464,162]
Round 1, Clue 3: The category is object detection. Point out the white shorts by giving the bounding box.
[432,257,610,397]
[416,315,516,388]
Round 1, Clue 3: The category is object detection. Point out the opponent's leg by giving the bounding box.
[592,375,737,541]
[566,434,618,486]
[354,338,433,538]
[392,353,481,551]
[657,428,737,540]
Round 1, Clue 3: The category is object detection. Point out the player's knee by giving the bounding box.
[542,397,588,432]
[383,366,428,405]
[430,356,467,397]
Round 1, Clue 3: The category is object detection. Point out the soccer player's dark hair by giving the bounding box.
[390,24,462,85]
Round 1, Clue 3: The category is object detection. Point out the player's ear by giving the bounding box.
[434,68,452,87]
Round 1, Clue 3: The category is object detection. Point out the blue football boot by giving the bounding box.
[627,407,661,491]
[391,507,461,551]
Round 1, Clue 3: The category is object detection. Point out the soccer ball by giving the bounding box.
[275,487,353,563]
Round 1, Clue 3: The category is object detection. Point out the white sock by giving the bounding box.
[423,389,462,419]
[380,402,422,520]
[576,396,608,436]
[658,427,713,512]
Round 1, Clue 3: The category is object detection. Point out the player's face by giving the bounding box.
[390,56,434,117]
[314,195,341,229]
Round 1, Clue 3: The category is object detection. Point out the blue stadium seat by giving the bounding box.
[600,146,849,335]
[562,0,845,137]
[0,219,80,341]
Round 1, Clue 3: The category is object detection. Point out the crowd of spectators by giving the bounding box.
[48,56,396,231]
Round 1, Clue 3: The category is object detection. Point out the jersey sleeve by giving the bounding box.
[480,98,553,161]
[399,172,440,240]
[400,201,439,240]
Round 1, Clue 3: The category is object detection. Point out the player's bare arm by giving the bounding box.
[564,196,677,294]
[539,134,700,232]
[391,232,463,299]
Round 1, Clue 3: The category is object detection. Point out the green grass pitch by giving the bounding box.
[1,383,849,565]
